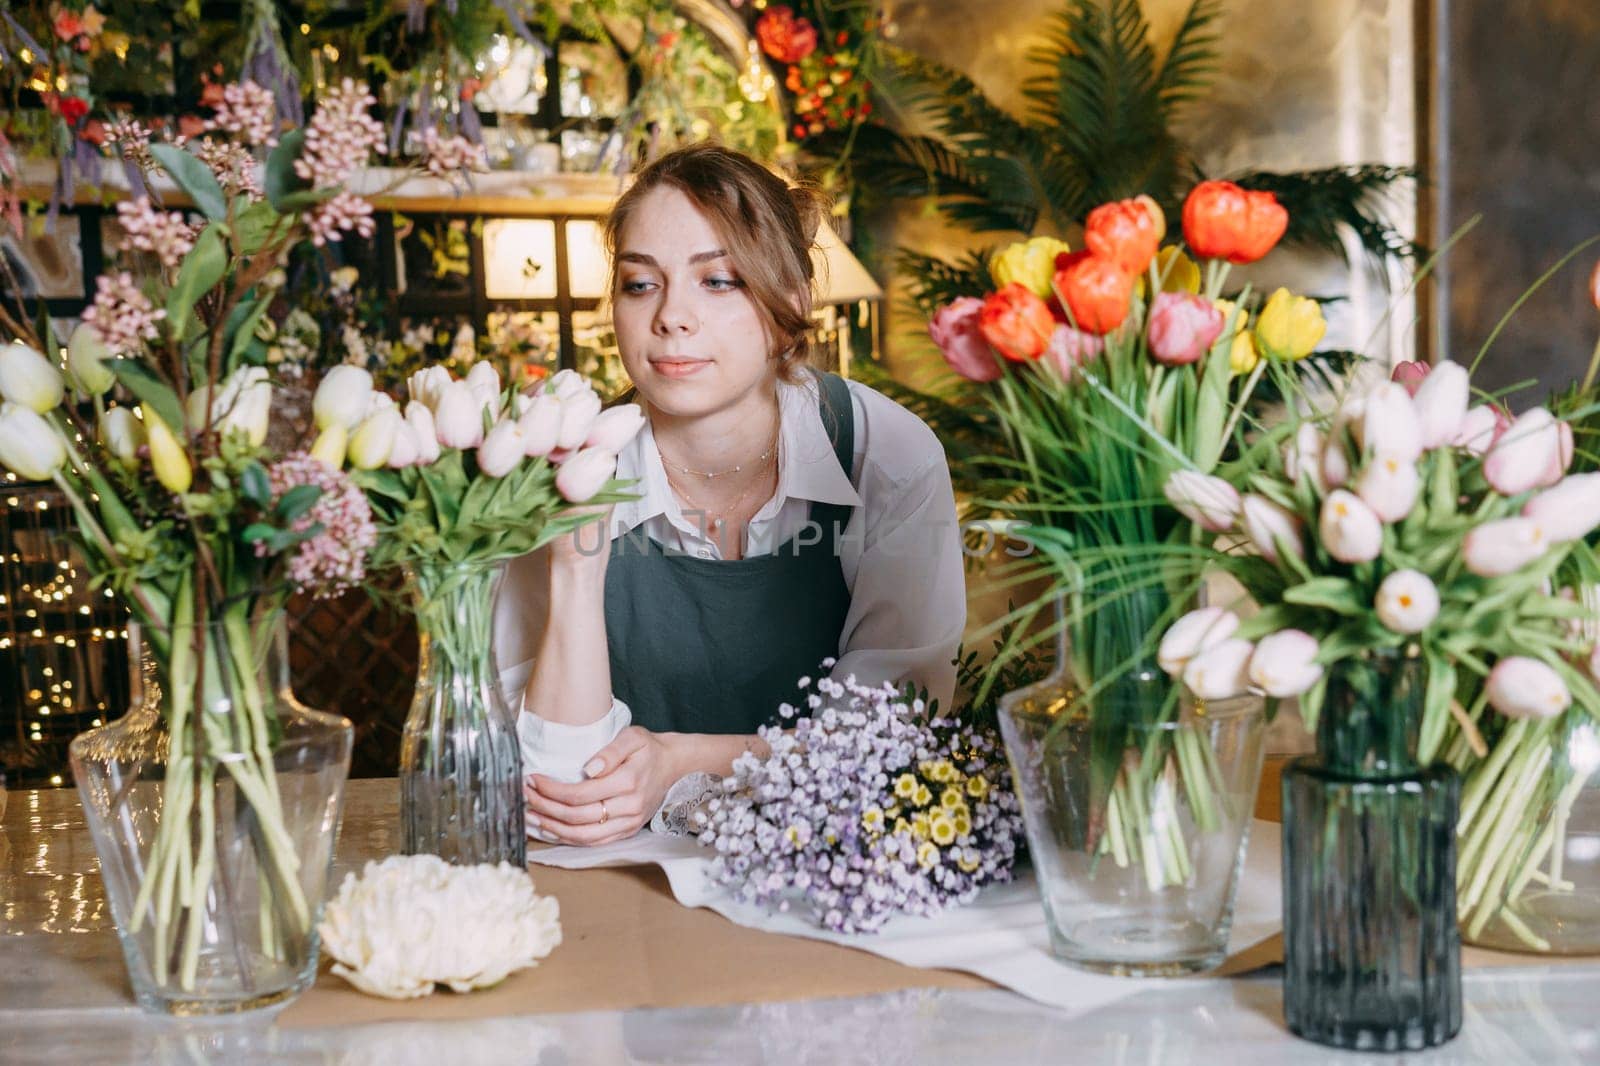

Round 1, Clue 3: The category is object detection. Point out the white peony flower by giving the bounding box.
[318,854,562,1000]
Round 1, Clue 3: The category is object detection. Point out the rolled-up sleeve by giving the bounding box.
[830,454,965,712]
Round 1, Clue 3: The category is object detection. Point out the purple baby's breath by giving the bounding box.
[694,674,1023,935]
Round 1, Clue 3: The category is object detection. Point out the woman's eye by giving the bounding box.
[620,279,655,294]
[705,276,742,291]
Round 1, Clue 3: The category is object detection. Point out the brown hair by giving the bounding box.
[603,141,829,384]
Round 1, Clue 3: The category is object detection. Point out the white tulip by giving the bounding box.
[0,341,64,413]
[1283,423,1327,492]
[407,365,452,410]
[518,393,563,458]
[1162,470,1241,532]
[311,424,348,468]
[1158,607,1241,677]
[1241,494,1304,563]
[1360,382,1423,462]
[545,368,588,400]
[555,447,618,503]
[555,389,603,451]
[404,401,441,464]
[1484,407,1563,496]
[99,406,144,463]
[1486,657,1571,721]
[433,381,486,450]
[1182,638,1255,700]
[1411,360,1469,449]
[314,365,374,431]
[348,407,402,470]
[1354,455,1420,523]
[1319,490,1383,564]
[1247,630,1324,698]
[0,402,67,480]
[1453,404,1504,457]
[477,420,525,478]
[1462,517,1550,577]
[1374,569,1440,634]
[466,361,502,413]
[386,419,420,468]
[67,324,116,396]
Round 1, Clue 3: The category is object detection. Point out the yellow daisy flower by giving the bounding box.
[930,814,957,846]
[913,784,933,807]
[916,841,939,869]
[966,775,989,800]
[894,773,918,800]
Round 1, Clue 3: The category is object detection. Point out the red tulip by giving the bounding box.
[1085,199,1162,277]
[1181,181,1289,265]
[979,283,1056,362]
[1053,255,1134,335]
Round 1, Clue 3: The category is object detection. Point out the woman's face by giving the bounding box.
[612,185,777,419]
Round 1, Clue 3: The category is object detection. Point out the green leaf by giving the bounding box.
[149,143,228,221]
[166,225,228,344]
[264,129,308,212]
[239,461,272,507]
[275,484,323,523]
[1283,577,1367,617]
[241,522,276,544]
[224,290,275,368]
[232,198,284,255]
[109,359,184,435]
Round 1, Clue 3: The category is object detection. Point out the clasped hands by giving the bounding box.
[523,726,679,845]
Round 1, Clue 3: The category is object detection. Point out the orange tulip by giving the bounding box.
[979,283,1056,361]
[1053,255,1134,335]
[1181,181,1289,265]
[1085,198,1162,277]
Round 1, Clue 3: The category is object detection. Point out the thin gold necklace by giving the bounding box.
[658,423,780,480]
[666,449,776,537]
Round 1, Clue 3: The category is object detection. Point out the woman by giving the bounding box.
[495,142,965,846]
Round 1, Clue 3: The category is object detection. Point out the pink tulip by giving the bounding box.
[1462,516,1551,577]
[1241,494,1304,563]
[1040,322,1104,379]
[1163,470,1241,532]
[1158,607,1241,677]
[1182,638,1255,700]
[1321,436,1353,490]
[929,297,1004,382]
[1360,382,1423,462]
[1411,360,1468,449]
[556,390,602,451]
[1486,656,1571,720]
[1390,360,1430,396]
[1524,473,1600,543]
[518,393,563,458]
[1147,292,1224,366]
[555,447,618,503]
[1355,455,1420,523]
[433,380,485,450]
[1319,490,1383,563]
[386,420,420,468]
[1485,407,1564,496]
[1375,569,1440,634]
[585,403,647,453]
[1453,403,1509,457]
[1248,630,1324,697]
[1284,423,1328,492]
[477,420,525,478]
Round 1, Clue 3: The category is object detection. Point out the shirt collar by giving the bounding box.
[609,373,861,537]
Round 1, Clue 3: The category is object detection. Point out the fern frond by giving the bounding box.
[896,248,995,319]
[1155,0,1224,109]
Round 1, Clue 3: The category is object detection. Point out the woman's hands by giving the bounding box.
[523,727,683,845]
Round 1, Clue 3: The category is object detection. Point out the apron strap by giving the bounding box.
[809,370,856,534]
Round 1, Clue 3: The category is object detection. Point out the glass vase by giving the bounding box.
[68,614,353,1015]
[997,591,1267,975]
[1281,649,1461,1050]
[400,559,526,867]
[1453,708,1600,953]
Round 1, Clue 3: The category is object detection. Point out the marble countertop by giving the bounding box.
[4,779,1598,1065]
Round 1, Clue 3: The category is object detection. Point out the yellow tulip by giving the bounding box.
[1155,246,1201,293]
[311,423,348,468]
[989,236,1072,299]
[1212,299,1258,374]
[1254,288,1326,361]
[142,406,192,494]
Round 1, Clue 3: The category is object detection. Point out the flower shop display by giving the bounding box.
[318,854,562,1000]
[315,363,643,868]
[0,76,410,1013]
[926,182,1303,974]
[692,669,1023,935]
[1173,358,1600,1048]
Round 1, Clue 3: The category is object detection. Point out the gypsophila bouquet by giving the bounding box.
[693,666,1022,934]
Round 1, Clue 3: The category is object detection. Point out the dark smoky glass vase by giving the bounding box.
[1281,650,1461,1050]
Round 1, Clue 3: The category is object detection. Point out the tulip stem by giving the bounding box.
[1217,360,1267,450]
[1582,334,1600,394]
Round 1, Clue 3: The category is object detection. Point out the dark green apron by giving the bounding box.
[604,371,855,735]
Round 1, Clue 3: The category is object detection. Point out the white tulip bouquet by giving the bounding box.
[311,359,643,863]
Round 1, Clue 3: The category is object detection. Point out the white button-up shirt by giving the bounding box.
[494,372,966,782]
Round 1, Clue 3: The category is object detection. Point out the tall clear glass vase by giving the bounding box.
[1281,649,1462,1050]
[400,559,526,867]
[69,613,353,1014]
